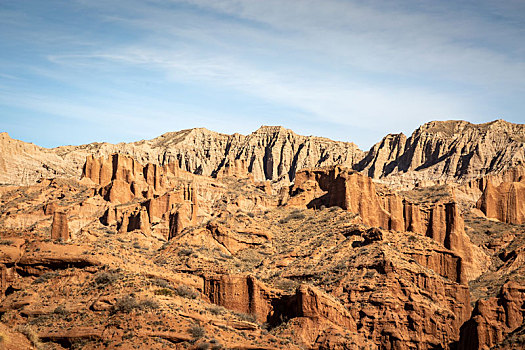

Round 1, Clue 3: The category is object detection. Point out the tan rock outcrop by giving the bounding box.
[206,221,270,254]
[215,158,251,179]
[1,126,364,187]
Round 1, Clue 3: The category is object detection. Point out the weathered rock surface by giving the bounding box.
[457,164,525,202]
[51,210,69,241]
[1,126,364,187]
[2,120,524,191]
[476,178,525,225]
[356,119,525,186]
[203,274,274,323]
[459,281,525,350]
[341,247,472,349]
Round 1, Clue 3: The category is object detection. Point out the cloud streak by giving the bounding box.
[1,0,523,148]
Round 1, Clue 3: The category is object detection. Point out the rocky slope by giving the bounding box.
[356,119,525,186]
[0,126,364,187]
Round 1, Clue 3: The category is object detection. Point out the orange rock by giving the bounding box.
[289,167,390,228]
[477,179,525,225]
[43,201,59,215]
[204,274,274,323]
[294,284,355,331]
[103,179,134,204]
[51,211,69,241]
[118,206,150,235]
[168,210,183,239]
[459,281,525,349]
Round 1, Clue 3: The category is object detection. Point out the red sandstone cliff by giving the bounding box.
[476,178,525,225]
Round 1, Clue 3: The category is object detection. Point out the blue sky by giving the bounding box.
[1,0,524,149]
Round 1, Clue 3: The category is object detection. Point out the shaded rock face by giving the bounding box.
[459,282,525,350]
[203,274,274,323]
[333,246,472,350]
[356,120,525,185]
[288,166,391,227]
[0,264,17,297]
[409,249,463,283]
[477,179,525,225]
[203,275,361,347]
[51,211,69,241]
[276,284,356,330]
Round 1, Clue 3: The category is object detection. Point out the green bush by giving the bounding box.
[174,285,199,299]
[189,325,205,339]
[111,295,159,314]
[94,271,122,286]
[154,288,173,296]
[33,271,58,284]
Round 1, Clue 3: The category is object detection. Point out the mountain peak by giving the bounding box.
[253,125,291,134]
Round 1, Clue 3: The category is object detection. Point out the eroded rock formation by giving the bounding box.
[51,211,69,241]
[287,166,485,281]
[476,179,525,225]
[459,281,525,350]
[203,274,274,323]
[0,120,524,349]
[356,120,525,186]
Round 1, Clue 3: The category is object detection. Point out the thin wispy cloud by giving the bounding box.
[0,0,523,148]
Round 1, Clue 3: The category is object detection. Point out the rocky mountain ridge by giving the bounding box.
[2,120,524,189]
[0,126,364,187]
[356,119,525,186]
